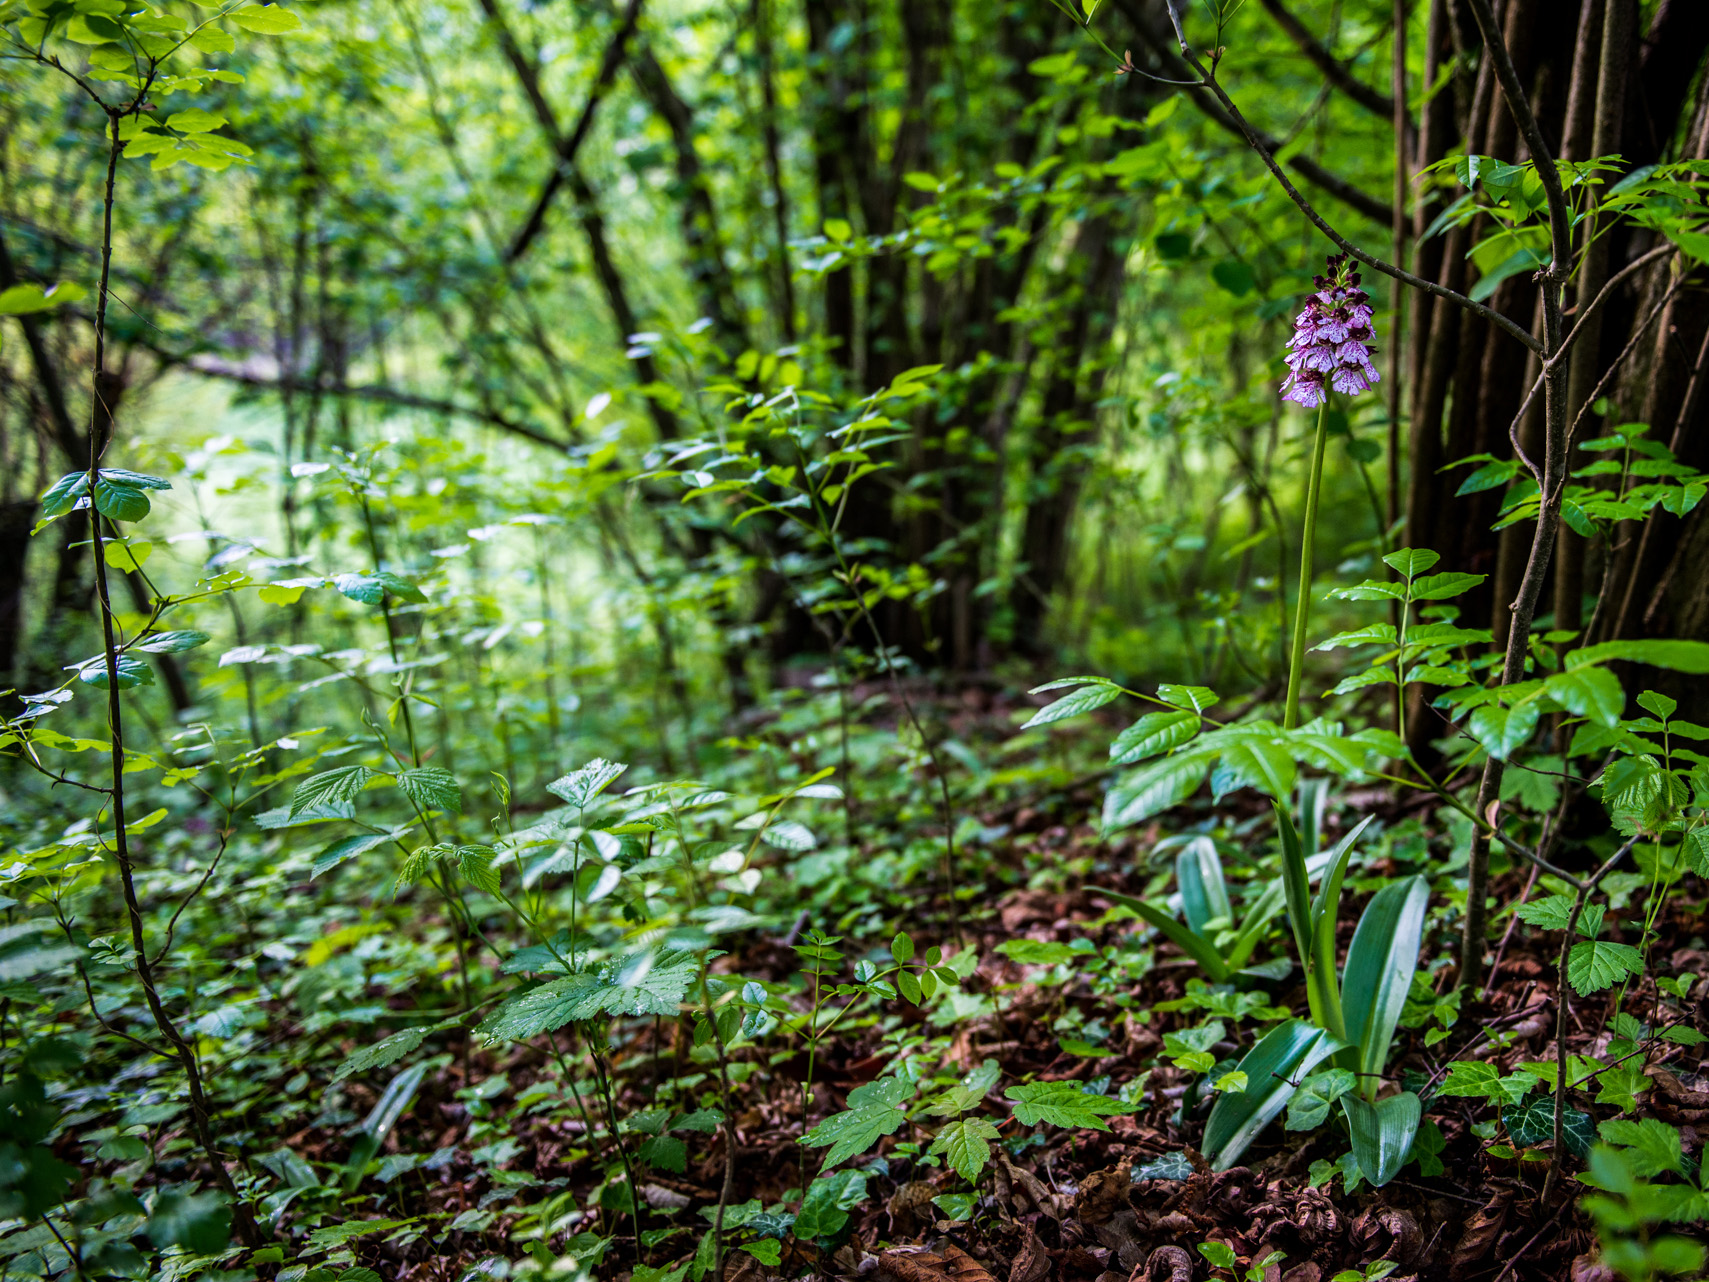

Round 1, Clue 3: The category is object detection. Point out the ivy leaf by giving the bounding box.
[802,1077,915,1169]
[1502,1096,1593,1156]
[1132,1150,1194,1181]
[793,1169,867,1240]
[397,767,462,814]
[1004,1081,1135,1131]
[289,765,381,817]
[1568,940,1644,995]
[1285,1067,1356,1130]
[928,1116,1000,1183]
[1436,1060,1505,1101]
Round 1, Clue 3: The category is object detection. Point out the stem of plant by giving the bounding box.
[1284,398,1331,731]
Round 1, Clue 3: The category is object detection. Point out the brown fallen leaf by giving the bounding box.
[942,1245,998,1282]
[1009,1226,1051,1282]
[1138,1244,1192,1282]
[878,1251,949,1282]
[1450,1192,1511,1280]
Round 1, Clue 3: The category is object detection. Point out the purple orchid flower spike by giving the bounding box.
[1280,253,1380,408]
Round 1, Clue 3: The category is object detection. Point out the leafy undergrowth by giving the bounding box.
[50,735,1700,1282]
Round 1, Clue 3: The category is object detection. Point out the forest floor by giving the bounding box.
[250,693,1707,1282]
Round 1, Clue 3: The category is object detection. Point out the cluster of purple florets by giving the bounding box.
[1280,253,1380,408]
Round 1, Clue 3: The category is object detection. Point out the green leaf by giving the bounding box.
[1567,639,1709,673]
[802,1077,914,1168]
[289,765,381,817]
[229,4,303,32]
[794,1169,867,1239]
[1003,1081,1134,1131]
[891,933,914,964]
[165,108,226,133]
[93,479,151,522]
[1103,752,1211,831]
[312,832,391,878]
[1156,683,1219,712]
[1567,940,1644,995]
[1342,876,1429,1089]
[1109,710,1199,764]
[1503,1095,1593,1156]
[396,767,462,814]
[1382,547,1440,578]
[1598,1118,1685,1177]
[1214,738,1296,801]
[1468,701,1540,760]
[1315,623,1398,650]
[38,472,90,520]
[1437,1060,1505,1100]
[638,1135,687,1173]
[331,1022,454,1083]
[1175,837,1231,936]
[1097,889,1231,982]
[76,655,154,689]
[147,1190,231,1255]
[1286,1067,1356,1130]
[1202,1020,1343,1170]
[995,939,1078,965]
[478,949,698,1042]
[1408,571,1487,600]
[1516,895,1601,937]
[333,571,425,604]
[1211,259,1256,296]
[1022,681,1121,728]
[1341,1092,1420,1187]
[1544,666,1625,727]
[0,282,86,315]
[928,1116,999,1183]
[134,629,209,654]
[546,759,628,809]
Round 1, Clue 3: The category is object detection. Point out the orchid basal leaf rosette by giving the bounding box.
[1281,253,1380,408]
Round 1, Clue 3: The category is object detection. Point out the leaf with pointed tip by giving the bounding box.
[1022,682,1121,728]
[1097,889,1230,982]
[1103,752,1212,831]
[1342,1091,1421,1186]
[1109,710,1200,764]
[1342,876,1429,1087]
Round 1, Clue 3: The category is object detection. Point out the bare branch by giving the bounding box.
[1257,0,1413,132]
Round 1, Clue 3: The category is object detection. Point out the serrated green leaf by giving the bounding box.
[479,949,698,1042]
[928,1116,999,1183]
[803,1077,914,1167]
[1598,1117,1685,1177]
[396,767,462,814]
[1568,940,1644,995]
[1004,1081,1134,1131]
[546,759,628,809]
[289,764,380,817]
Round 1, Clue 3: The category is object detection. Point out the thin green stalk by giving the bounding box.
[1284,398,1332,730]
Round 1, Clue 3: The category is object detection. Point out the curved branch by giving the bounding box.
[1257,0,1412,131]
[1462,0,1573,271]
[1160,18,1543,353]
[1122,4,1395,225]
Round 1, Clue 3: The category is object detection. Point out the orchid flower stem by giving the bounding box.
[1284,398,1331,731]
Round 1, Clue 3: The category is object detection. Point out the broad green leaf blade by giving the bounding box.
[1382,547,1440,578]
[1341,875,1429,1092]
[1567,940,1644,995]
[1109,709,1199,764]
[1202,1020,1342,1170]
[1274,805,1314,976]
[1567,639,1709,673]
[1543,666,1625,727]
[1225,878,1287,972]
[1341,1091,1421,1187]
[803,1077,914,1168]
[1103,753,1211,831]
[546,759,628,809]
[1097,889,1230,982]
[1003,1081,1134,1131]
[1022,681,1121,728]
[1176,837,1231,937]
